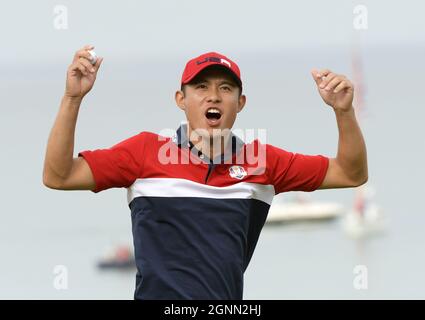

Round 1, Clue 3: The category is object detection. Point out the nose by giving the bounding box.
[206,86,222,103]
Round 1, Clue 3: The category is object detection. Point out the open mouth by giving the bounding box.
[205,108,222,121]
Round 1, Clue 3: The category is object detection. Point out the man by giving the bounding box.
[43,45,368,299]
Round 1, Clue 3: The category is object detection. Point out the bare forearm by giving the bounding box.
[334,106,368,183]
[43,96,82,183]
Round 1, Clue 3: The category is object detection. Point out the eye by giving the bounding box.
[221,85,231,91]
[196,84,207,89]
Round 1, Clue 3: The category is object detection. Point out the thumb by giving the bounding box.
[311,69,322,86]
[93,57,103,73]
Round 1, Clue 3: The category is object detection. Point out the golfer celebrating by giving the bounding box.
[43,45,368,300]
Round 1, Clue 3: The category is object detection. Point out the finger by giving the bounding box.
[69,62,82,74]
[319,73,337,89]
[311,69,322,86]
[71,61,89,76]
[73,48,94,62]
[333,80,352,93]
[77,63,89,76]
[317,69,332,78]
[92,57,103,73]
[79,57,95,73]
[83,44,95,50]
[323,76,344,92]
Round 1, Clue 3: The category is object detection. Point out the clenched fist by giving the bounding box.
[311,69,354,112]
[65,45,103,99]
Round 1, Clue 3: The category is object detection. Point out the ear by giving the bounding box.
[237,94,246,113]
[175,90,185,111]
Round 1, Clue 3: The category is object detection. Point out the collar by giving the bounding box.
[174,122,245,164]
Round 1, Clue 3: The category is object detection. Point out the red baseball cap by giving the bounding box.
[181,52,242,88]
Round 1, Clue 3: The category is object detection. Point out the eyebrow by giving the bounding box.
[192,79,237,87]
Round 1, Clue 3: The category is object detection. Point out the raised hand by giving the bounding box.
[65,45,103,99]
[311,69,354,112]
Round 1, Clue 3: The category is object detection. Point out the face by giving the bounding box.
[175,66,246,142]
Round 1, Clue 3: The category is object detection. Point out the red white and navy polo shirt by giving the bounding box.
[78,123,329,300]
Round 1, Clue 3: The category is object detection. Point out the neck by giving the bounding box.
[187,125,231,160]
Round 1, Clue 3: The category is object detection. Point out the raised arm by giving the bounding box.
[310,69,368,189]
[43,45,103,190]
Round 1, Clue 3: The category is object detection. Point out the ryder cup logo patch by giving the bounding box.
[229,166,247,180]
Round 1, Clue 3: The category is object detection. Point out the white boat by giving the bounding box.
[266,194,344,224]
[96,244,136,270]
[342,185,386,238]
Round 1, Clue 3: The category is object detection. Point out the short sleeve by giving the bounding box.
[78,132,147,193]
[267,144,329,194]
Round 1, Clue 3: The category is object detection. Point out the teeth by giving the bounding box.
[207,108,221,114]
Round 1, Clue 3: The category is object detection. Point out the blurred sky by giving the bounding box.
[1,0,424,65]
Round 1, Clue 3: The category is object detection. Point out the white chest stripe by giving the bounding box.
[127,178,275,205]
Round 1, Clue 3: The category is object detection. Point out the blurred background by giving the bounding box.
[0,0,424,299]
